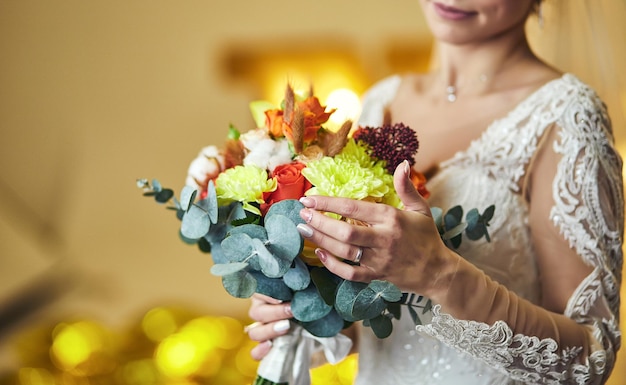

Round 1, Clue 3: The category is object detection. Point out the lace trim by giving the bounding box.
[417,305,603,384]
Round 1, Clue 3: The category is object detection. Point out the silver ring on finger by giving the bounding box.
[354,246,363,264]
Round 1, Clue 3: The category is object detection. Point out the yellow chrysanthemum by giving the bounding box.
[215,165,276,215]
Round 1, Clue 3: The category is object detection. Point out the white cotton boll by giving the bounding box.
[267,140,293,172]
[243,138,293,171]
[243,139,277,169]
[186,145,224,188]
[240,129,271,153]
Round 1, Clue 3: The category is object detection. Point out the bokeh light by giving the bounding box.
[5,306,358,385]
[325,88,362,130]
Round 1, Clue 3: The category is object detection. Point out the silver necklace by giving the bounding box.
[446,85,457,102]
[445,74,489,103]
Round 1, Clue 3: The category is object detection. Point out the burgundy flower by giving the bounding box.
[353,123,419,174]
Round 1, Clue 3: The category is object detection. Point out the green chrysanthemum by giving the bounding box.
[335,139,377,168]
[331,139,403,208]
[302,156,389,201]
[215,165,276,215]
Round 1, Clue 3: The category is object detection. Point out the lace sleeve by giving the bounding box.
[416,86,624,384]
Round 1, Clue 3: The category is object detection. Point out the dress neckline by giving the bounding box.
[436,73,571,168]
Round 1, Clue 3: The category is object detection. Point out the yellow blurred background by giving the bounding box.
[0,1,624,384]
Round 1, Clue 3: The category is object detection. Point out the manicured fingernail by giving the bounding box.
[273,320,290,332]
[262,340,273,349]
[297,223,314,238]
[315,248,327,262]
[403,159,410,177]
[300,208,314,223]
[284,305,293,317]
[299,197,315,207]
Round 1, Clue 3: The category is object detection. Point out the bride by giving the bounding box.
[246,0,624,383]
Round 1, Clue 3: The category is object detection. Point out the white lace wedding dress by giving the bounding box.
[354,74,623,384]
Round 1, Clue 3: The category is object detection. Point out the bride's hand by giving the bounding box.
[296,160,453,294]
[246,293,293,360]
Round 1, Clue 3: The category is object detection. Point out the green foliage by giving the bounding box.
[432,204,495,249]
[291,284,332,322]
[138,178,496,339]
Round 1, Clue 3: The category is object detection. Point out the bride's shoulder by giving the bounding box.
[358,73,429,126]
[361,73,429,106]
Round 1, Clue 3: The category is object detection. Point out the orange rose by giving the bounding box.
[410,168,430,199]
[260,162,312,215]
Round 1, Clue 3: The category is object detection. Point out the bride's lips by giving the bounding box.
[433,2,478,20]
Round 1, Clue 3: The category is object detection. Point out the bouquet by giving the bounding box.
[137,84,494,385]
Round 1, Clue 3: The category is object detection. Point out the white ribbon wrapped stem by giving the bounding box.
[256,322,353,385]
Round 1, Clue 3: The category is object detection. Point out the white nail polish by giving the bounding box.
[273,319,290,332]
[297,223,314,238]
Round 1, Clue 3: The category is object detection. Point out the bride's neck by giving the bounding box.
[433,33,537,95]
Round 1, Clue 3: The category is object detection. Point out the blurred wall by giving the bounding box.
[0,0,429,361]
[0,0,625,383]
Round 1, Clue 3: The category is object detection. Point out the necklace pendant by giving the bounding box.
[446,85,457,102]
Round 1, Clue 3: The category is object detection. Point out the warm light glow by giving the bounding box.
[50,322,103,370]
[18,368,55,385]
[155,333,202,378]
[120,359,160,384]
[325,88,361,129]
[142,307,179,342]
[311,353,358,385]
[235,340,261,378]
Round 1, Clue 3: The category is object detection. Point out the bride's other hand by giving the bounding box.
[297,160,455,294]
[246,293,293,360]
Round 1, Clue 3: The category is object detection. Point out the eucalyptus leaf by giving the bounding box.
[179,230,198,245]
[291,284,332,322]
[207,239,227,264]
[180,186,198,212]
[465,211,488,241]
[221,233,255,263]
[210,262,249,276]
[195,180,218,224]
[386,302,402,320]
[310,267,342,306]
[222,270,257,298]
[151,179,162,192]
[181,205,210,240]
[253,238,290,278]
[482,205,495,222]
[444,205,463,230]
[431,207,443,230]
[266,199,306,226]
[227,202,247,223]
[300,309,345,338]
[407,305,422,326]
[155,188,174,203]
[369,314,393,339]
[266,214,303,263]
[352,287,388,320]
[423,299,433,314]
[250,271,293,302]
[228,224,268,242]
[368,280,402,302]
[442,222,467,240]
[197,237,212,253]
[335,280,369,322]
[283,257,311,291]
[136,178,149,189]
